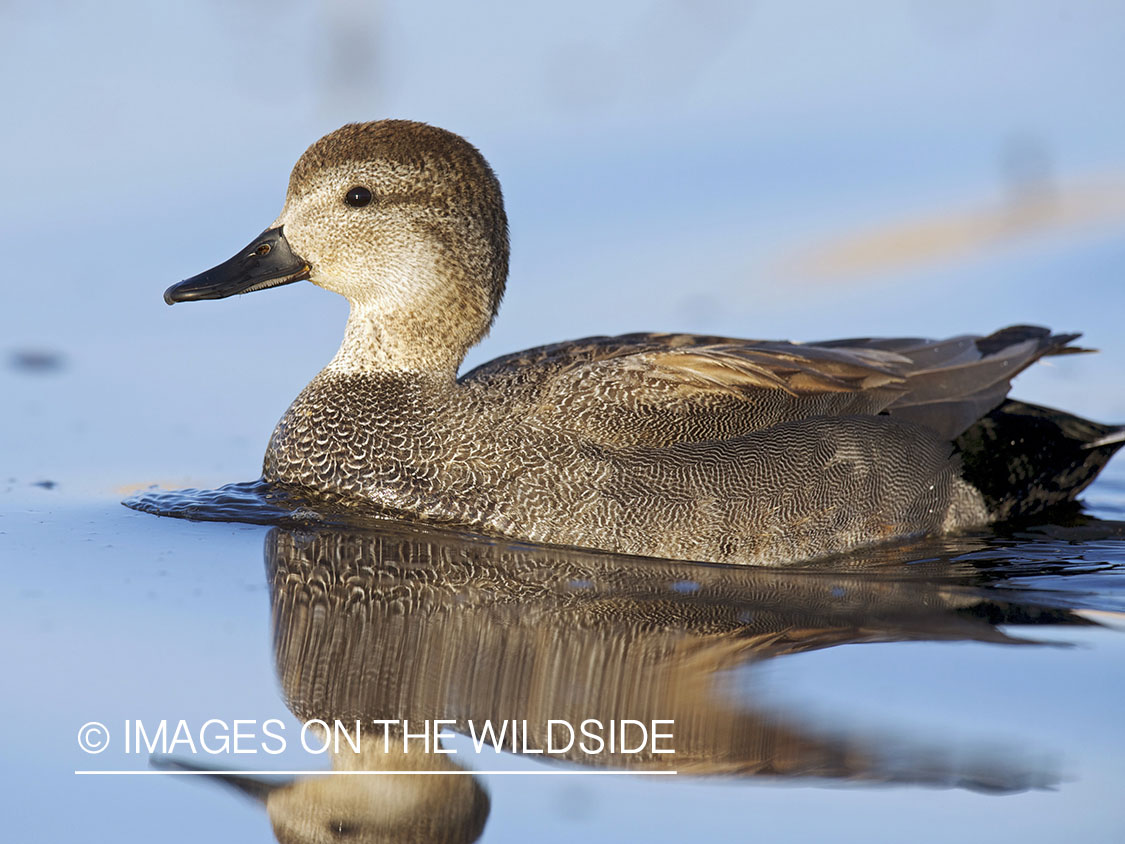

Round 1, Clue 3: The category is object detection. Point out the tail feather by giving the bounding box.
[1084,427,1125,450]
[971,324,1089,357]
[956,400,1125,521]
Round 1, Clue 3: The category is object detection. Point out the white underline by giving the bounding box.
[75,770,678,776]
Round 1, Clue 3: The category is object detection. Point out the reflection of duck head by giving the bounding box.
[266,521,1074,791]
[158,732,489,844]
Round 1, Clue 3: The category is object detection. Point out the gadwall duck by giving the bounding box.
[162,120,1124,565]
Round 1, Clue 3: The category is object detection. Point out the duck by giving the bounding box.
[162,120,1124,566]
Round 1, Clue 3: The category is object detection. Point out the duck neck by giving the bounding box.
[324,302,465,382]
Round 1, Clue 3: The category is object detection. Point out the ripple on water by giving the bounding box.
[121,479,508,544]
[123,480,303,525]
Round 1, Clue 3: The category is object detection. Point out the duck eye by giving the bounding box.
[345,186,373,208]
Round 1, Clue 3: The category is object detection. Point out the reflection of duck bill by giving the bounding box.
[151,756,278,802]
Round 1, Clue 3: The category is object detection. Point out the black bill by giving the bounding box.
[150,756,281,803]
[164,226,310,305]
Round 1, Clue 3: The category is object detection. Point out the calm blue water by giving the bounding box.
[4,2,1125,841]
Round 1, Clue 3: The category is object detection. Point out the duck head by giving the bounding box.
[165,121,509,375]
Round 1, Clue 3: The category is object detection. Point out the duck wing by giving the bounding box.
[461,327,1084,447]
[462,332,906,446]
[817,326,1086,439]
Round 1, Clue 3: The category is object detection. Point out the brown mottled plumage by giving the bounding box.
[164,120,1123,565]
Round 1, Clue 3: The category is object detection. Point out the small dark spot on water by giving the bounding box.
[830,586,846,598]
[672,579,700,594]
[9,349,65,374]
[33,480,57,490]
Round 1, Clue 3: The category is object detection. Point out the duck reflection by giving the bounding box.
[180,518,1105,841]
[268,523,1082,780]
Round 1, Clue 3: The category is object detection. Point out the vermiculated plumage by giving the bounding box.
[162,120,1123,565]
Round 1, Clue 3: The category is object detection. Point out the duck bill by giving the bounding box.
[151,756,284,804]
[164,226,310,305]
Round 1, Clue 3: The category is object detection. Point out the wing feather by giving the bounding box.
[460,326,1086,446]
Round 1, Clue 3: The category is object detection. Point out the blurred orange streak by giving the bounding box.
[784,177,1125,283]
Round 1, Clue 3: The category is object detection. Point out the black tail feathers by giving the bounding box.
[956,400,1124,522]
